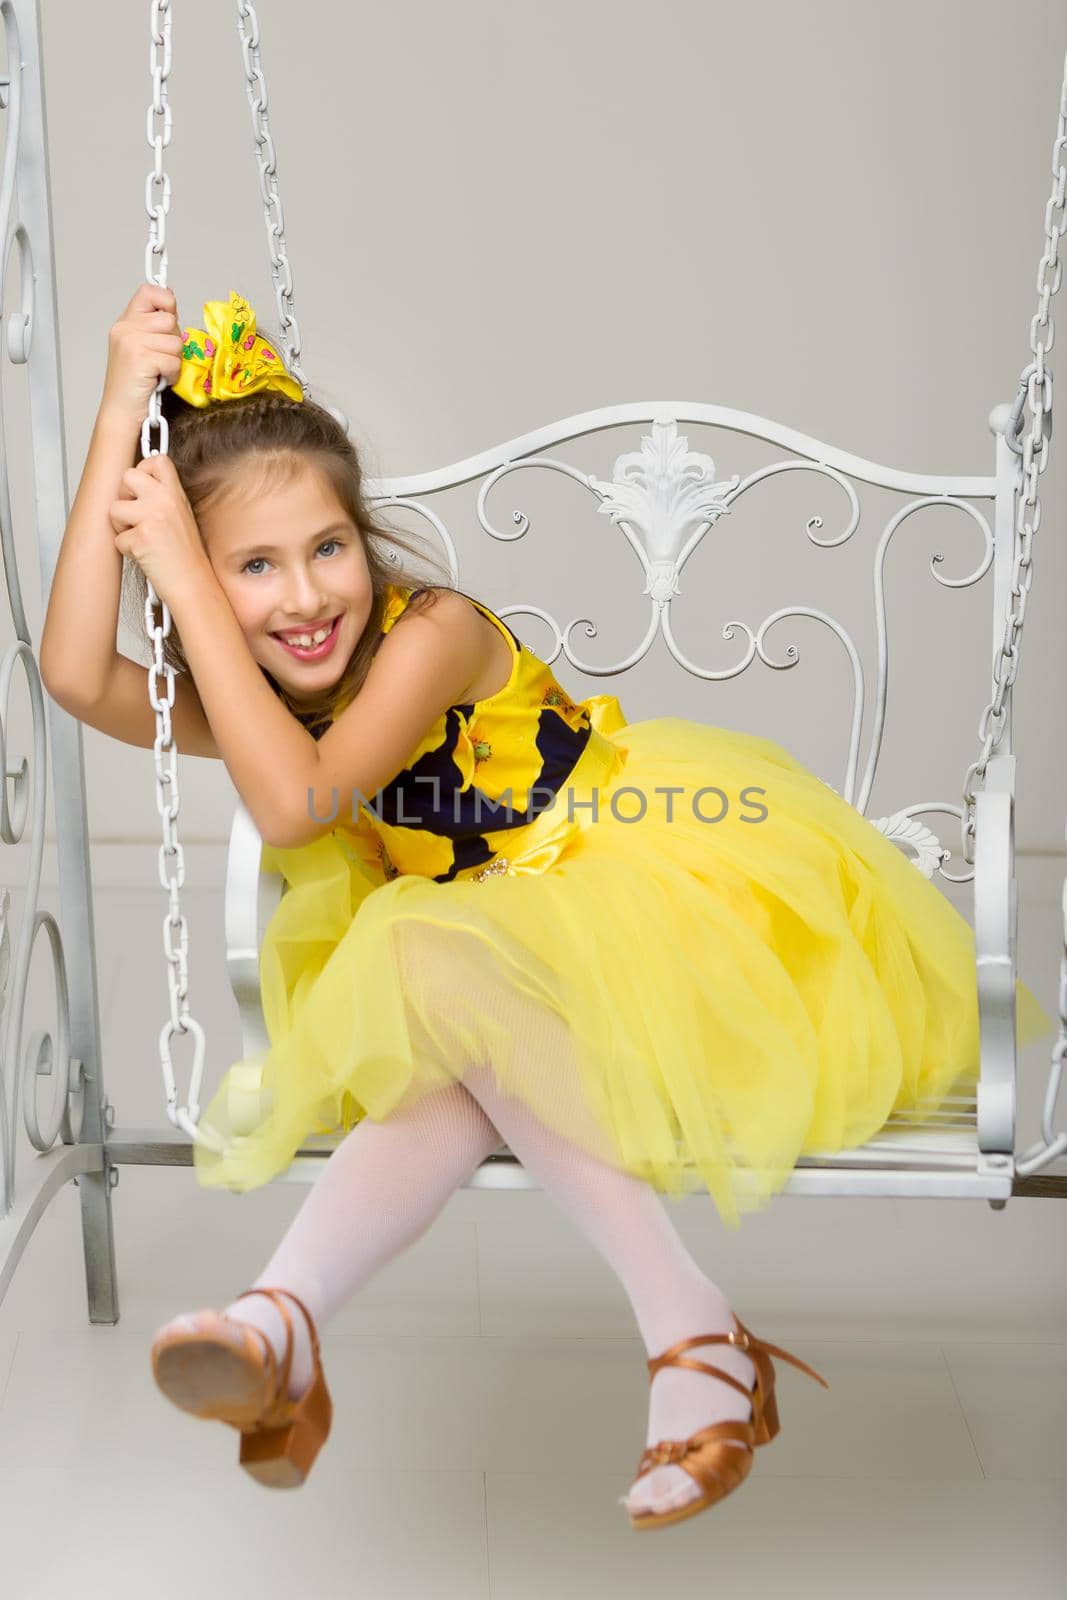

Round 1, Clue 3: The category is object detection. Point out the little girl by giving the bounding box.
[42,284,1051,1530]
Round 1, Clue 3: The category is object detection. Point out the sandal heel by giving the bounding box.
[230,1287,333,1489]
[238,1365,333,1488]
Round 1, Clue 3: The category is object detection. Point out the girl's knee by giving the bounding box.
[391,1078,503,1162]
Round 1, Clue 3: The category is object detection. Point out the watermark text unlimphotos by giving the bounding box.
[306,779,770,828]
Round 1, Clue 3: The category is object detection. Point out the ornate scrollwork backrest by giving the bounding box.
[364,405,1010,886]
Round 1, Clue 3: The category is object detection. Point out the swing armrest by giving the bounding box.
[225,798,285,1062]
[972,754,1017,1154]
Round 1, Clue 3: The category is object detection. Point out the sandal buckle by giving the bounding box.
[649,1438,688,1466]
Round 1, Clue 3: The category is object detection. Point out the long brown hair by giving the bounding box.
[121,383,462,737]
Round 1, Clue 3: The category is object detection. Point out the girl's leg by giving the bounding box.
[460,1059,757,1518]
[155,1080,502,1398]
[395,917,758,1518]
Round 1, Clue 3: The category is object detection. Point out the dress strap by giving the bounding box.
[461,594,520,684]
[379,583,422,636]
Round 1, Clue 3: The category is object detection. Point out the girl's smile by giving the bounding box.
[270,613,344,662]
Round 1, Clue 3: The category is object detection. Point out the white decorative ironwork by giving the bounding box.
[868,811,950,880]
[374,413,999,874]
[587,416,740,604]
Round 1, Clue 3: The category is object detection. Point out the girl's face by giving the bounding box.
[197,456,373,705]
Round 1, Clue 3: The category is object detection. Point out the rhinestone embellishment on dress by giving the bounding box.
[472,857,511,882]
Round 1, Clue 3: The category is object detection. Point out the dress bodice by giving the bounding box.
[333,583,628,883]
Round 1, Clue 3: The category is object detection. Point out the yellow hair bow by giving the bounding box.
[172,289,304,408]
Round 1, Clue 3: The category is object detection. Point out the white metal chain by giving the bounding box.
[233,0,308,395]
[135,0,327,1148]
[234,1,349,431]
[960,51,1066,867]
[135,0,329,1147]
[140,0,218,1149]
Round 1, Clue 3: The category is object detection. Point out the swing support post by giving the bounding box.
[0,0,118,1321]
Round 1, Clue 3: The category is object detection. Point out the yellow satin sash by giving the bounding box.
[457,696,630,882]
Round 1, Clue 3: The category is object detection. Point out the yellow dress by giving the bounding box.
[193,583,1053,1226]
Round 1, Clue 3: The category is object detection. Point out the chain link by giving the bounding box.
[960,53,1066,867]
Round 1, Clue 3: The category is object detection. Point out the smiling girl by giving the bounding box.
[39,283,1050,1528]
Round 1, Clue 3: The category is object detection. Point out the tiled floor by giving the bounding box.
[1,872,1065,1598]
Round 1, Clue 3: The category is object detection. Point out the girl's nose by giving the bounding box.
[288,574,330,613]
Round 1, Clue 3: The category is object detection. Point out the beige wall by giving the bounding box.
[6,0,1066,854]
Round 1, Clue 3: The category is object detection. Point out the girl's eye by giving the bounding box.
[243,538,342,576]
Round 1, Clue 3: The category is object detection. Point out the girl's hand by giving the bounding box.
[110,453,213,608]
[100,282,184,428]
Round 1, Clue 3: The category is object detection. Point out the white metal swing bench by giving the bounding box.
[1,0,1065,1324]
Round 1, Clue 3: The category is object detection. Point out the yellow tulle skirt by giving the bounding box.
[192,707,1053,1228]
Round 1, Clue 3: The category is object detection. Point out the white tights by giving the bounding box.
[215,1070,756,1514]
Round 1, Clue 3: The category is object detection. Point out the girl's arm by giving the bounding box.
[39,403,220,758]
[40,404,140,702]
[165,576,486,849]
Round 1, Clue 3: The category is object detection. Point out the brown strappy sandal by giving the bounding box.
[625,1315,830,1530]
[150,1286,333,1488]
